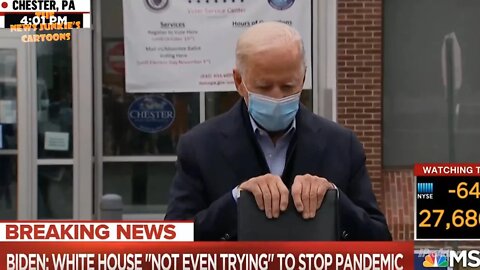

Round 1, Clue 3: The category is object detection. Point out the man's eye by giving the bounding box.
[281,86,295,92]
[257,86,271,91]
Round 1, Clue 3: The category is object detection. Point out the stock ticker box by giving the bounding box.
[414,161,480,270]
[414,164,480,269]
[415,163,480,241]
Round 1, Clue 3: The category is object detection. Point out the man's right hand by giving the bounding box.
[239,174,289,219]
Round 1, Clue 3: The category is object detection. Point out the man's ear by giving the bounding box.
[233,68,246,98]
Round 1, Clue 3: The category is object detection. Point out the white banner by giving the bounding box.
[123,0,312,93]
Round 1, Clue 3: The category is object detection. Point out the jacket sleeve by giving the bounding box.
[164,135,238,241]
[338,132,392,240]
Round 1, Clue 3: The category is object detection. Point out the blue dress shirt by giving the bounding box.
[232,117,296,202]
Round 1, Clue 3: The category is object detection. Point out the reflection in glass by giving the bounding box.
[102,91,199,155]
[205,92,239,119]
[205,90,313,119]
[0,50,17,219]
[0,49,18,150]
[103,162,174,213]
[383,0,480,166]
[37,37,73,159]
[0,156,16,219]
[101,39,200,156]
[0,49,16,78]
[38,165,73,219]
[300,90,313,111]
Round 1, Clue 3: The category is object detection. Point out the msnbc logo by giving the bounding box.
[423,253,448,267]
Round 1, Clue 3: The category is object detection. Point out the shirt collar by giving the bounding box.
[249,116,296,136]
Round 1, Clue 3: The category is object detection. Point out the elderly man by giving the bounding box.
[165,22,391,241]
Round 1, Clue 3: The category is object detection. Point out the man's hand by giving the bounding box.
[239,174,289,219]
[291,174,334,219]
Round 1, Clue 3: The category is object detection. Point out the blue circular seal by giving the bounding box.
[128,95,175,133]
[268,0,295,10]
[145,0,168,11]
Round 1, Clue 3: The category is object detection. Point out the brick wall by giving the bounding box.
[383,169,415,240]
[336,0,414,240]
[336,0,383,197]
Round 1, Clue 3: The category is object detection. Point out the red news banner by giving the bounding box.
[0,221,413,270]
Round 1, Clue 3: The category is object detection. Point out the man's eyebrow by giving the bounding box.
[252,80,299,86]
[253,80,269,86]
[284,81,299,86]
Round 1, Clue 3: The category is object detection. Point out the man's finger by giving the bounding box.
[268,180,281,218]
[250,183,264,211]
[316,186,323,209]
[259,182,272,219]
[291,180,303,212]
[301,181,311,219]
[277,182,289,211]
[317,185,326,210]
[309,183,318,218]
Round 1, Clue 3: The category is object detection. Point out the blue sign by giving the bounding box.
[268,0,295,10]
[128,95,175,133]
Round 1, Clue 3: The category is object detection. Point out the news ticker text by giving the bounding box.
[0,241,412,270]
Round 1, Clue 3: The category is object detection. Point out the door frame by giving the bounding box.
[0,30,33,219]
[72,29,93,219]
[29,30,93,220]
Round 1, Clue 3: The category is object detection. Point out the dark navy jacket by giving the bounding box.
[165,101,392,241]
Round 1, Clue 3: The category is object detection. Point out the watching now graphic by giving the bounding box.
[423,253,449,268]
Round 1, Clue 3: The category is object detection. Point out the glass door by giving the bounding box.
[0,29,93,220]
[34,30,93,220]
[0,31,31,219]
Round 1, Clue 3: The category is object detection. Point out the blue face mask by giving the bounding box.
[245,84,301,132]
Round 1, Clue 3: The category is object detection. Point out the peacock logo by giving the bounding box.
[423,253,449,268]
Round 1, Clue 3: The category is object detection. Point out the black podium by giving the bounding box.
[238,189,339,241]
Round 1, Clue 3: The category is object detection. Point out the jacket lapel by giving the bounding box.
[219,101,270,185]
[283,106,327,186]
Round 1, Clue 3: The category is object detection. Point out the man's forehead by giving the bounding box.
[248,77,302,85]
[248,41,300,56]
[238,22,300,47]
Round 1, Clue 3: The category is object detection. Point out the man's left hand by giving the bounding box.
[291,174,334,219]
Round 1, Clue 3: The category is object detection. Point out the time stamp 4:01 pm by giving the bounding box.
[20,13,68,25]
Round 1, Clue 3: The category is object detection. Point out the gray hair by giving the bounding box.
[235,21,306,75]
